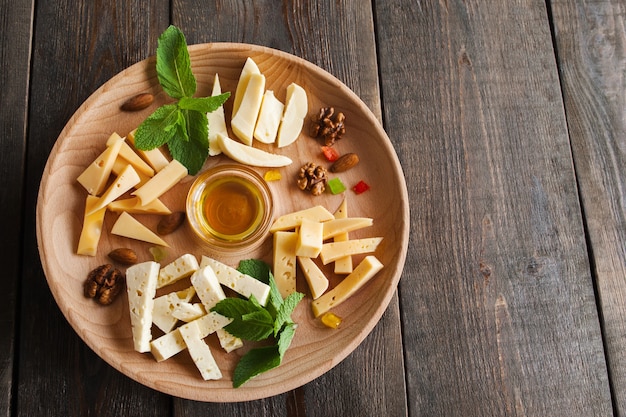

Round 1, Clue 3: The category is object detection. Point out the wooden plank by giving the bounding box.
[0,0,34,415]
[18,1,171,416]
[374,0,612,415]
[171,1,406,416]
[550,0,626,414]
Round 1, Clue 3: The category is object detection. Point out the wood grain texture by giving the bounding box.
[550,0,626,414]
[19,1,172,416]
[375,0,612,415]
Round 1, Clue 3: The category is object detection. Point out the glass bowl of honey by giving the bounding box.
[186,164,274,255]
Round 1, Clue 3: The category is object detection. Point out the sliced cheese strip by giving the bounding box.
[253,90,284,144]
[295,218,323,258]
[127,129,170,172]
[319,237,383,265]
[87,164,140,215]
[111,157,152,187]
[232,57,261,118]
[208,73,228,156]
[107,197,171,215]
[216,133,292,167]
[126,261,159,352]
[322,217,374,240]
[106,134,155,177]
[200,256,270,306]
[152,286,196,333]
[333,197,353,274]
[273,231,298,298]
[179,320,223,381]
[311,255,383,317]
[157,253,199,288]
[172,302,206,322]
[297,256,329,299]
[231,72,266,146]
[111,212,169,247]
[276,83,308,148]
[270,205,334,232]
[132,159,187,206]
[76,134,124,195]
[76,195,106,256]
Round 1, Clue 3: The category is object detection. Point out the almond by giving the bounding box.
[157,211,186,235]
[120,93,154,111]
[107,248,138,265]
[329,152,359,173]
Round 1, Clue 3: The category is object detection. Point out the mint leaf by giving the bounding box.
[156,25,196,99]
[274,290,304,336]
[178,93,230,113]
[211,297,273,341]
[134,104,180,150]
[233,346,281,388]
[237,259,272,285]
[277,323,297,359]
[166,110,208,174]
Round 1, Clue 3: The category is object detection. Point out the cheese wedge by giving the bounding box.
[157,253,199,288]
[76,134,124,195]
[322,217,374,240]
[179,320,223,380]
[311,256,383,317]
[106,134,155,178]
[208,73,228,156]
[132,159,187,206]
[86,164,140,215]
[111,212,169,247]
[273,231,298,298]
[232,57,261,117]
[126,261,160,352]
[76,195,107,256]
[152,286,196,333]
[295,218,323,258]
[276,83,307,148]
[107,197,171,215]
[270,205,334,232]
[200,256,270,306]
[297,256,329,299]
[253,90,284,144]
[216,133,292,167]
[127,129,170,172]
[231,73,266,145]
[333,197,353,274]
[319,237,383,265]
[111,157,151,187]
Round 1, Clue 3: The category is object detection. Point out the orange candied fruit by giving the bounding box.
[321,312,343,329]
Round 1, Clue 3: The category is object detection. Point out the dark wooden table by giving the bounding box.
[3,0,625,416]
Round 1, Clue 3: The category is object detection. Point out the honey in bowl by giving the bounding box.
[186,164,273,255]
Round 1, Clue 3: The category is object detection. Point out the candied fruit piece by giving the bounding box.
[353,180,370,194]
[321,145,340,162]
[321,312,343,329]
[264,170,282,181]
[327,177,346,195]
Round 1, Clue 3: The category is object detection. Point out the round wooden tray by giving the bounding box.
[36,43,409,402]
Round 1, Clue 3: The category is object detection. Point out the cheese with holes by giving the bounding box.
[296,218,323,258]
[107,197,171,215]
[111,212,169,247]
[319,237,383,265]
[76,134,124,195]
[232,57,261,117]
[152,286,196,333]
[111,157,151,187]
[87,164,140,215]
[132,159,187,206]
[106,134,155,177]
[76,195,107,256]
[172,302,205,322]
[322,217,373,240]
[127,129,170,172]
[273,231,298,298]
[297,256,329,299]
[270,205,334,232]
[253,90,284,144]
[276,83,307,148]
[311,256,383,317]
[208,73,228,156]
[126,261,159,352]
[179,320,222,380]
[333,197,353,274]
[157,253,199,288]
[200,256,270,306]
[231,73,266,146]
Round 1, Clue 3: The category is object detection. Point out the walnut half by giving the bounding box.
[297,162,328,196]
[84,264,125,305]
[310,107,346,146]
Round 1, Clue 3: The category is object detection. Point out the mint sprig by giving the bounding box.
[211,259,304,387]
[134,25,230,174]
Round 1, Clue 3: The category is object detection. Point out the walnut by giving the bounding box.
[297,162,328,196]
[310,107,346,146]
[84,264,125,306]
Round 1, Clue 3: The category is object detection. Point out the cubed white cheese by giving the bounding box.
[178,320,222,380]
[157,253,199,289]
[152,286,196,333]
[200,256,270,306]
[126,261,160,352]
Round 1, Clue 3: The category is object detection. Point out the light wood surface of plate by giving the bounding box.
[36,43,409,402]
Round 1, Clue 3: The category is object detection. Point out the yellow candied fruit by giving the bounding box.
[321,312,342,329]
[149,246,167,262]
[264,170,282,182]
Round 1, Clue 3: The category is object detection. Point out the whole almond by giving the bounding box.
[108,248,138,265]
[330,152,359,173]
[157,211,186,235]
[120,93,154,111]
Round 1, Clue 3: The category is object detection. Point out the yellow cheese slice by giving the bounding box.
[76,133,124,195]
[322,217,374,240]
[76,195,107,256]
[296,218,323,258]
[107,197,171,215]
[276,83,308,148]
[208,73,228,156]
[87,164,140,215]
[273,231,298,298]
[231,73,266,146]
[319,237,383,265]
[253,90,284,144]
[297,256,329,299]
[132,159,188,206]
[111,157,151,187]
[333,197,353,274]
[232,57,261,118]
[127,129,170,172]
[270,205,335,232]
[126,261,160,352]
[110,212,169,247]
[179,320,223,380]
[106,134,155,177]
[216,133,292,167]
[311,256,383,317]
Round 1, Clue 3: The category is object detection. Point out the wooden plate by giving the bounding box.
[36,43,409,402]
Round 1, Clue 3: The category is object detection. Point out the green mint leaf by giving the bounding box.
[274,290,304,336]
[178,93,230,113]
[233,345,281,388]
[134,104,180,150]
[211,297,273,341]
[267,275,284,314]
[277,323,297,359]
[166,109,208,174]
[237,259,272,285]
[156,25,196,99]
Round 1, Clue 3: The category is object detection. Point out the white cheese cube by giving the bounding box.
[157,253,199,289]
[172,302,206,322]
[179,320,222,380]
[150,329,186,362]
[295,218,323,258]
[200,256,270,306]
[126,261,160,352]
[152,286,196,333]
